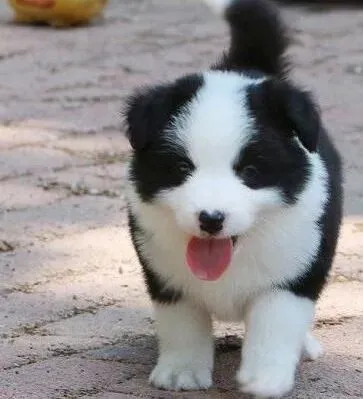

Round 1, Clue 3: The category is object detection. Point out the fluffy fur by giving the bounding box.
[123,0,343,397]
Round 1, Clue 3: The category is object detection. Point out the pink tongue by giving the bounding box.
[186,237,232,281]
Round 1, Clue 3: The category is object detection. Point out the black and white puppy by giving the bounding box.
[124,0,343,397]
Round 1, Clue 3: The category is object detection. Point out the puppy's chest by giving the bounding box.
[190,278,253,321]
[143,216,320,320]
[146,239,271,321]
[177,265,254,321]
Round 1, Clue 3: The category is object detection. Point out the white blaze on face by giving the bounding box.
[158,71,282,238]
[186,71,253,166]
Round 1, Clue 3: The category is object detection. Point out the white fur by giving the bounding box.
[237,291,314,397]
[150,301,213,390]
[127,71,328,396]
[303,332,324,361]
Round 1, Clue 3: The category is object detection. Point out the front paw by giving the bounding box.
[237,364,294,398]
[149,353,212,391]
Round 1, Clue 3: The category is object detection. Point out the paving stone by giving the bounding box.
[54,131,130,157]
[334,219,363,281]
[1,177,66,212]
[37,163,128,200]
[88,393,141,399]
[0,357,136,399]
[316,282,363,321]
[0,196,127,246]
[0,146,86,180]
[0,126,58,150]
[0,334,111,371]
[0,226,132,283]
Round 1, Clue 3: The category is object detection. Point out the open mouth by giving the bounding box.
[186,235,238,281]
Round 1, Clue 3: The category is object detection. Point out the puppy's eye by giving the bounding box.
[178,161,194,174]
[242,165,259,180]
[234,163,259,177]
[234,164,261,187]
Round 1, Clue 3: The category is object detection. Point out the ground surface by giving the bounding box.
[0,1,362,398]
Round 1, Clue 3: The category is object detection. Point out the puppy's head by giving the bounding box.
[125,71,320,239]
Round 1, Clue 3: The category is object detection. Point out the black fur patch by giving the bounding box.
[125,74,203,151]
[247,80,321,152]
[126,74,203,202]
[214,0,289,77]
[240,79,323,204]
[234,133,310,204]
[129,139,195,202]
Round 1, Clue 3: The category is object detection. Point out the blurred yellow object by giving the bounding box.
[9,0,108,27]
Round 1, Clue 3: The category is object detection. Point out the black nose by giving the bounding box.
[199,210,225,235]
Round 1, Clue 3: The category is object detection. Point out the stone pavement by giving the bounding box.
[0,0,362,398]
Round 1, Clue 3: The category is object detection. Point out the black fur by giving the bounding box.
[239,80,322,204]
[214,0,289,77]
[129,143,195,202]
[125,75,203,151]
[247,80,321,153]
[127,75,203,202]
[234,126,311,206]
[124,0,342,304]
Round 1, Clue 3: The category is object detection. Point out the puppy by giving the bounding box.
[123,0,343,397]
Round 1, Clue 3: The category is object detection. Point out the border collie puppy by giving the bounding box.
[123,0,342,397]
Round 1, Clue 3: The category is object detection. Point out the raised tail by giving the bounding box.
[204,0,290,77]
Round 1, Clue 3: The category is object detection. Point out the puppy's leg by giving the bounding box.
[237,290,314,398]
[150,301,213,391]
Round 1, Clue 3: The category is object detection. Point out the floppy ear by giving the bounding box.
[124,85,171,151]
[247,80,321,152]
[283,85,321,152]
[124,75,204,151]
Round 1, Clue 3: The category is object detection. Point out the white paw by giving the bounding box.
[237,365,294,398]
[149,355,212,391]
[303,333,323,361]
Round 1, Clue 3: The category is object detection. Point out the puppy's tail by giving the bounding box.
[204,0,289,77]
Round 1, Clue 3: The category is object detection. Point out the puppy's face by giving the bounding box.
[126,71,320,239]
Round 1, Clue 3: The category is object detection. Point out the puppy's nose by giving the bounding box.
[199,210,225,235]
